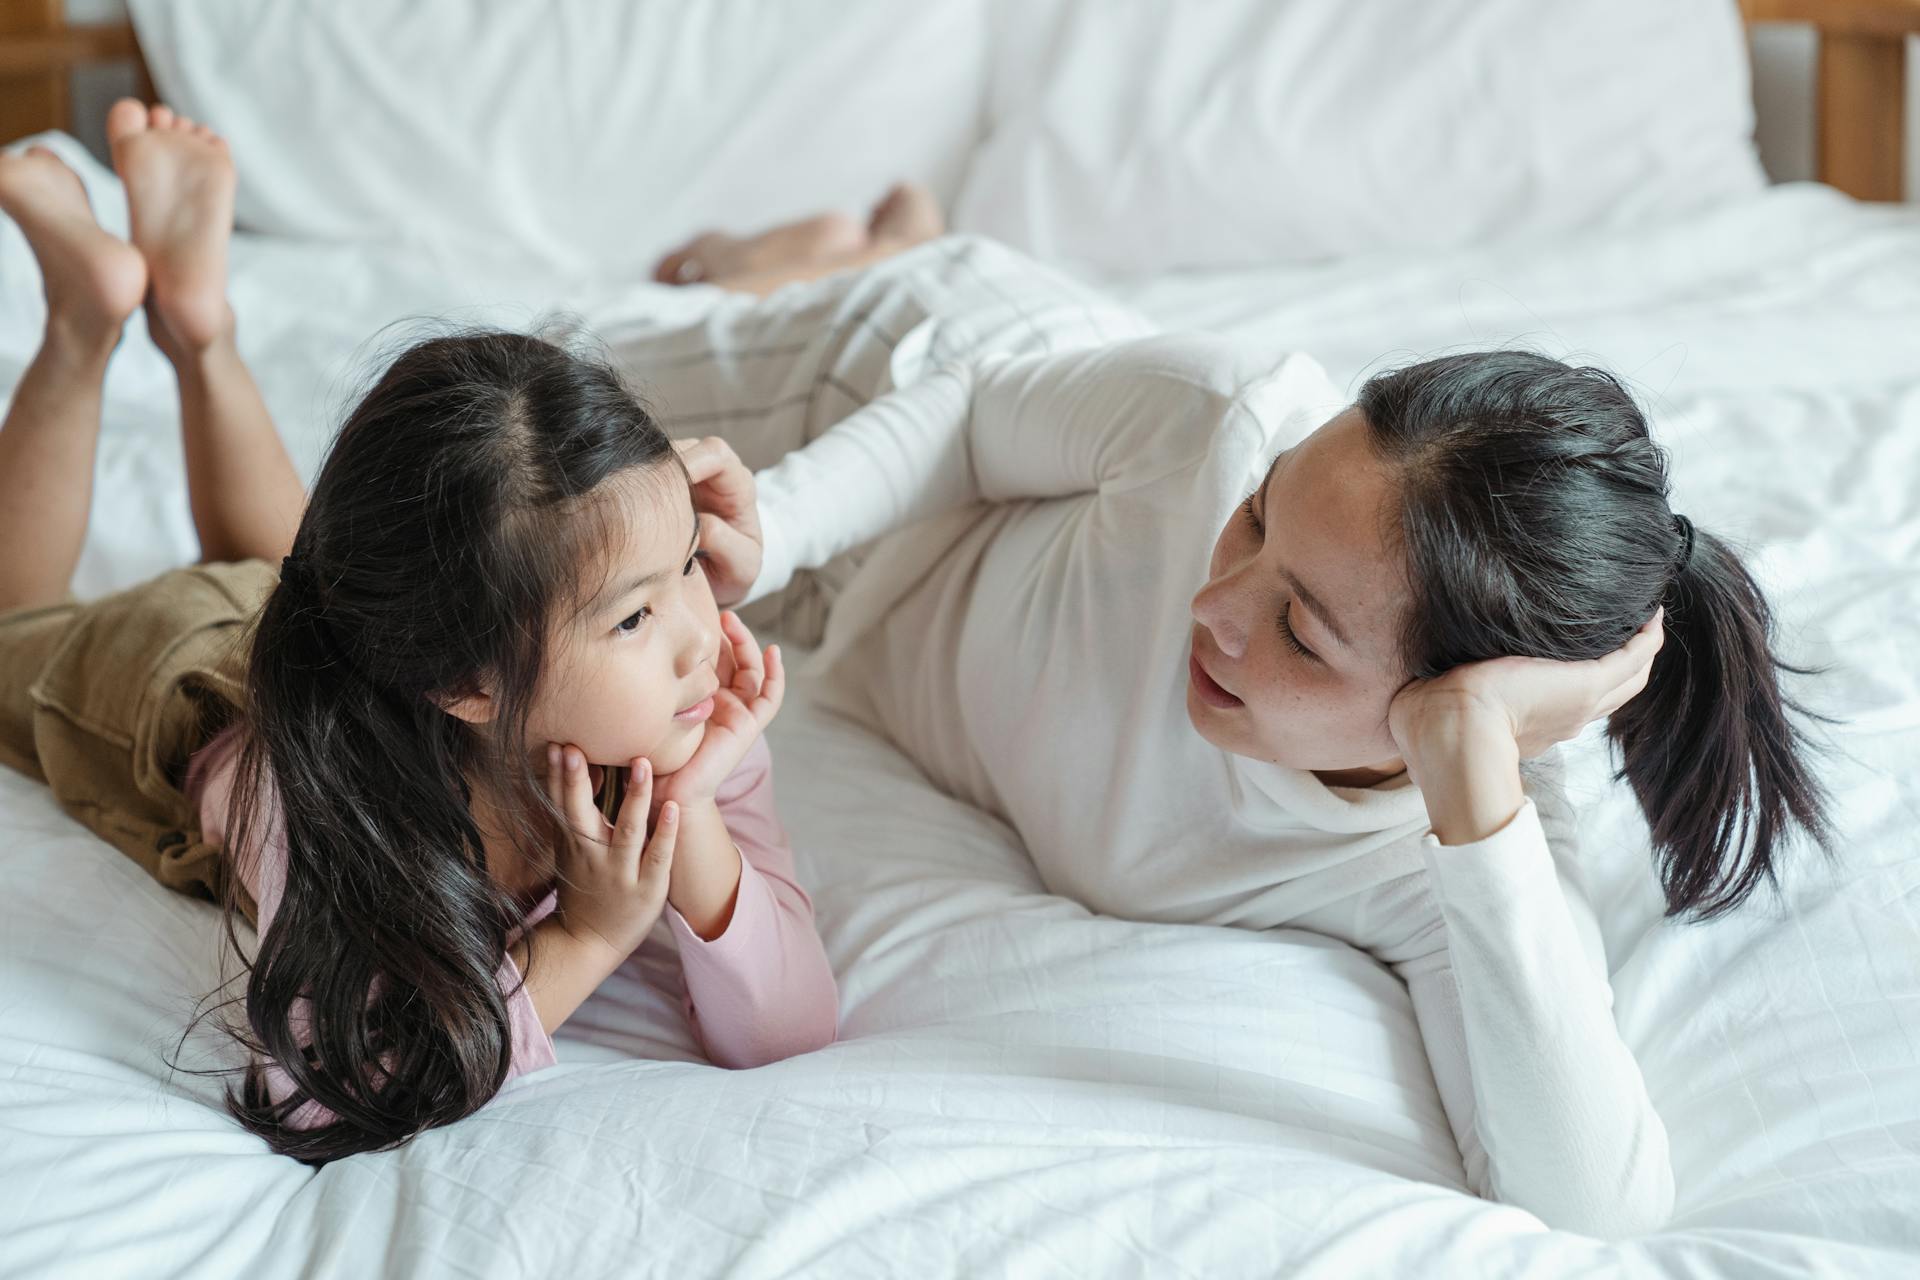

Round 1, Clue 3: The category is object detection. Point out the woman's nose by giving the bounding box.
[1191,576,1249,660]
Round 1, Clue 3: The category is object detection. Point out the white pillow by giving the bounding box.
[127,0,988,278]
[951,0,1767,273]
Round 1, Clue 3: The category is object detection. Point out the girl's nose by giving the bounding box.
[679,605,721,677]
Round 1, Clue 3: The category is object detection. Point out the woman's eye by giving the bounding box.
[615,605,651,636]
[1241,493,1262,532]
[1280,602,1318,661]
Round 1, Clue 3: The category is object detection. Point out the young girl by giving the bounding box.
[614,228,1830,1238]
[0,103,837,1165]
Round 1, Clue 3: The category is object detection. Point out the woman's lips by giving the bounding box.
[1188,646,1243,709]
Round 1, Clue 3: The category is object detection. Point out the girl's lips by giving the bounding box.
[1189,646,1243,709]
[674,695,715,723]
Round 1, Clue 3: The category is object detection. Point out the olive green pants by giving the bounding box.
[0,559,277,915]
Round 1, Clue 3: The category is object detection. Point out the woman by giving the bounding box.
[617,228,1829,1236]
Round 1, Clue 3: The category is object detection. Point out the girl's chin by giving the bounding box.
[645,722,705,774]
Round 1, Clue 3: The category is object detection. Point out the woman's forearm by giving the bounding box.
[1400,708,1526,845]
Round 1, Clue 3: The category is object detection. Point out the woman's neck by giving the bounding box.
[1313,757,1409,790]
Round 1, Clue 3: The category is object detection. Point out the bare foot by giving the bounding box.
[653,211,868,287]
[867,182,944,250]
[0,146,146,347]
[105,98,236,353]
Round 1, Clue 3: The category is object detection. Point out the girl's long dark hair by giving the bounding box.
[1358,351,1832,919]
[217,329,675,1162]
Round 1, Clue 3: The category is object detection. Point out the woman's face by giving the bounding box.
[530,469,723,777]
[1187,407,1413,777]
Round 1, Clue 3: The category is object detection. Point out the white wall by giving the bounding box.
[56,1,1920,203]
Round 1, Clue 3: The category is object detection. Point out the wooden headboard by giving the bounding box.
[1,2,1914,201]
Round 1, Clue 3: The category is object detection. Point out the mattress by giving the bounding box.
[2,136,1916,1278]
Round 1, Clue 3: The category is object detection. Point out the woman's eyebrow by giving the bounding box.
[1259,452,1353,650]
[1281,569,1353,649]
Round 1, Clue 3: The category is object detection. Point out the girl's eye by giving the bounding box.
[684,549,710,577]
[1241,493,1262,532]
[1280,602,1318,662]
[615,605,651,636]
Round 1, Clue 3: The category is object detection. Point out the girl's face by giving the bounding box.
[1187,407,1413,778]
[530,471,722,777]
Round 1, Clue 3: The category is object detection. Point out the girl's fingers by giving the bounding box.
[545,742,565,815]
[560,745,608,849]
[755,644,786,726]
[638,801,680,896]
[721,610,764,699]
[610,757,652,868]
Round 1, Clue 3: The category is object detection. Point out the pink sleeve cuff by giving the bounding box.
[499,953,560,1080]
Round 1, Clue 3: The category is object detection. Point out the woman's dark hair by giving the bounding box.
[215,329,678,1163]
[1358,350,1831,919]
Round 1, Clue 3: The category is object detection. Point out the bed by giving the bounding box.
[2,3,1917,1277]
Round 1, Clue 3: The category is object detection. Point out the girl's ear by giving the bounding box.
[432,681,496,726]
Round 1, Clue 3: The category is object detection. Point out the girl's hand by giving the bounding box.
[655,610,785,807]
[675,436,762,607]
[1388,609,1665,782]
[547,742,680,960]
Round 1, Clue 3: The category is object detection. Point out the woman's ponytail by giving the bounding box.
[1359,351,1834,925]
[1606,519,1834,918]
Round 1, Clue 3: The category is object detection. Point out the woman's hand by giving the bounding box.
[1388,610,1664,843]
[675,436,762,607]
[546,742,680,959]
[654,610,785,808]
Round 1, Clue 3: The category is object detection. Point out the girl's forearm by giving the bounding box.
[665,799,743,940]
[1403,711,1527,846]
[512,918,627,1034]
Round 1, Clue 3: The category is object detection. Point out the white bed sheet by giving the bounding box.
[2,137,1916,1278]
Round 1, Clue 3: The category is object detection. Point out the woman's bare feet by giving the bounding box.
[866,182,944,252]
[653,210,868,286]
[0,146,146,350]
[651,183,946,296]
[105,98,236,354]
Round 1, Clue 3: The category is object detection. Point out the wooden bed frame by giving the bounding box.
[1,1,1916,202]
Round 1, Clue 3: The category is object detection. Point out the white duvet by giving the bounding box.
[1,137,1916,1278]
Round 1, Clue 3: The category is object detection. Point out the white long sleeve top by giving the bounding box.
[738,327,1675,1236]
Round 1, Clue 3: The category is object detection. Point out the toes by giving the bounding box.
[867,184,907,232]
[150,105,175,129]
[105,98,148,143]
[868,182,944,246]
[653,250,705,285]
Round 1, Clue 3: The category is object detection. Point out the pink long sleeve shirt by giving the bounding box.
[186,728,838,1127]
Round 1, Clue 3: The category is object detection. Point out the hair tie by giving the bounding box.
[280,553,318,595]
[1671,514,1696,576]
